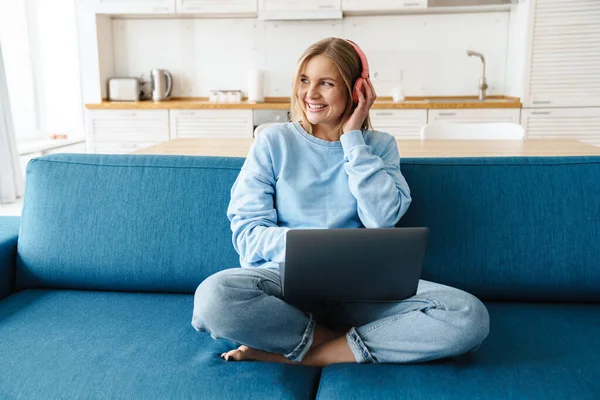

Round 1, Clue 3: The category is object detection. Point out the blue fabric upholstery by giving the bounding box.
[17,154,244,293]
[5,153,600,398]
[317,302,600,400]
[0,216,20,299]
[0,289,320,400]
[17,154,600,302]
[397,156,600,302]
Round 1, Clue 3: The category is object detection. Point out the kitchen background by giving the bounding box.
[109,13,508,99]
[0,0,599,217]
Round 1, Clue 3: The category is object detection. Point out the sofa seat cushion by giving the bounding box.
[316,302,600,400]
[0,289,320,399]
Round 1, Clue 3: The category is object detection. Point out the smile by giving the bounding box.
[306,102,328,111]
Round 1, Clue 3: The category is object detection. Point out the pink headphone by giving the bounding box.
[344,39,370,104]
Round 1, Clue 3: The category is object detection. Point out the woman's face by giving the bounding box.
[297,55,348,129]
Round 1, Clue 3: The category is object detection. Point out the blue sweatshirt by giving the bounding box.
[226,121,412,270]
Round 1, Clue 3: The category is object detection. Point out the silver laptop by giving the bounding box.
[280,227,429,309]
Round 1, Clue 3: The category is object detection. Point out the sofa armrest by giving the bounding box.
[0,216,20,299]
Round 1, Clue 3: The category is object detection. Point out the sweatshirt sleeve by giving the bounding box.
[226,133,289,264]
[340,130,412,228]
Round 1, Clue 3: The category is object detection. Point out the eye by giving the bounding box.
[322,82,334,87]
[300,78,309,84]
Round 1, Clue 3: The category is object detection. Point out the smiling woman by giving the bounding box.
[290,38,374,142]
[192,38,489,367]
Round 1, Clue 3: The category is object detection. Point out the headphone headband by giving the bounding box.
[344,39,369,79]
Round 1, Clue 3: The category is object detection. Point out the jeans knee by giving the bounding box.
[191,271,232,336]
[191,269,266,339]
[459,295,490,353]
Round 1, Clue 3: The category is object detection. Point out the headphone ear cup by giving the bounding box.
[352,78,365,104]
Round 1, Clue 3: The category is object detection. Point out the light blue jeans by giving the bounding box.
[191,268,490,364]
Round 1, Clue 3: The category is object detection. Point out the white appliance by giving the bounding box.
[150,69,173,102]
[107,78,140,101]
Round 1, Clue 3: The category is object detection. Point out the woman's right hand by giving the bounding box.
[342,78,377,135]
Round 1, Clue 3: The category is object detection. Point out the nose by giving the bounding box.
[306,83,321,99]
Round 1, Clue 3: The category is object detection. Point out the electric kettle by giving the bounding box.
[150,69,173,102]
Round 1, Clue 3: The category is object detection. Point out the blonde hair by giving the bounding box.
[290,37,373,136]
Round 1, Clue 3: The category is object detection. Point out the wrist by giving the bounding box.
[343,123,361,135]
[342,127,361,136]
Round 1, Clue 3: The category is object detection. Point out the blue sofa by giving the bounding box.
[1,153,599,399]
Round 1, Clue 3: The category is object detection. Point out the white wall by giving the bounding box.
[110,11,510,99]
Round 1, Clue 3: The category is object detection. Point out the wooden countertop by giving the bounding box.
[132,138,600,158]
[86,96,521,110]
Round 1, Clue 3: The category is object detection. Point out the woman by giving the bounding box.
[191,37,490,367]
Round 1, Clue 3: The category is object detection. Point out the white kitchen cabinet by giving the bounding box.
[176,0,257,14]
[86,110,170,154]
[342,0,427,12]
[369,109,427,139]
[523,0,600,107]
[84,0,176,14]
[258,0,342,19]
[521,107,600,147]
[428,109,521,124]
[170,109,253,138]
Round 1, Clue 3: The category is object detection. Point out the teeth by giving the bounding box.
[307,103,326,109]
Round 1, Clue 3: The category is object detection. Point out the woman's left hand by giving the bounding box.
[342,77,377,134]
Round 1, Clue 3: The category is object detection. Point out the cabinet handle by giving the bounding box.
[530,111,551,115]
[532,101,552,105]
[403,2,422,6]
[374,112,394,116]
[152,7,169,12]
[318,5,335,9]
[438,112,456,116]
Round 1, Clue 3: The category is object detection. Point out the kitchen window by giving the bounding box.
[0,0,85,149]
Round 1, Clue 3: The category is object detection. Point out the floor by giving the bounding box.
[0,197,23,217]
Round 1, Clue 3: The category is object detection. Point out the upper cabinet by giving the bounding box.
[524,0,600,108]
[176,0,257,14]
[87,0,176,14]
[258,0,342,20]
[342,0,427,12]
[81,0,258,15]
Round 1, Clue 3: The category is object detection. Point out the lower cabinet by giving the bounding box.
[521,107,600,147]
[369,109,522,140]
[86,110,170,154]
[369,109,428,139]
[170,109,253,138]
[428,109,521,124]
[86,107,600,154]
[86,109,255,154]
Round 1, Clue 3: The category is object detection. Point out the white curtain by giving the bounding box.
[0,42,24,204]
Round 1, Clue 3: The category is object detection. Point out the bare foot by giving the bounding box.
[221,345,288,363]
[220,325,348,364]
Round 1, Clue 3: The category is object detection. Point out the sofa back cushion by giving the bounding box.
[17,154,242,293]
[17,154,600,301]
[397,156,600,302]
